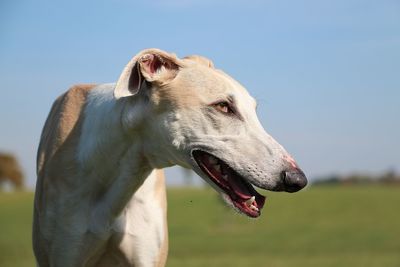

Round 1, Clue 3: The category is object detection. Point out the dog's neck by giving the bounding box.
[78,84,155,225]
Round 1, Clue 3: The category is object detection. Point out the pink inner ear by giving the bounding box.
[141,54,163,75]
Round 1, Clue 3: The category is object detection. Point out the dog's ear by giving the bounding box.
[184,55,214,68]
[114,49,182,99]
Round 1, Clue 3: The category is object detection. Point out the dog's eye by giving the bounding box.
[213,101,233,114]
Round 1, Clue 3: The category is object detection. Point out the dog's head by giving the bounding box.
[114,49,307,218]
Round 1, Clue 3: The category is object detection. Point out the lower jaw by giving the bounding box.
[224,194,262,218]
[234,204,261,218]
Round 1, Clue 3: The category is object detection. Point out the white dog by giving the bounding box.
[33,49,307,267]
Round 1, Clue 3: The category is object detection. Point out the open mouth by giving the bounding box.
[192,150,266,218]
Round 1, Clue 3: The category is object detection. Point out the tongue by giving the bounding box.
[228,173,253,200]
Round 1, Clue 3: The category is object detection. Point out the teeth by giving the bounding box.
[250,204,259,212]
[222,174,228,181]
[214,164,221,172]
[208,157,218,164]
[245,196,256,206]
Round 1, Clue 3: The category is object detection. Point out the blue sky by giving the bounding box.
[1,0,399,188]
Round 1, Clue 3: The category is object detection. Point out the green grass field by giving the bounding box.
[1,185,399,267]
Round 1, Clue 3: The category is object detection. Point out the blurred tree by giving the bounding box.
[0,152,24,190]
[313,169,400,186]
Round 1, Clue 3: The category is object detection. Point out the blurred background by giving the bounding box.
[0,0,399,266]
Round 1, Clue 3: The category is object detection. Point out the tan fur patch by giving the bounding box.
[154,169,168,267]
[37,84,96,174]
[152,65,229,112]
[35,84,96,217]
[183,55,215,68]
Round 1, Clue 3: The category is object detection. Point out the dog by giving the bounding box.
[33,48,307,267]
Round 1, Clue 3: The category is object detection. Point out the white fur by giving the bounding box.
[78,83,124,169]
[78,86,165,267]
[114,171,165,267]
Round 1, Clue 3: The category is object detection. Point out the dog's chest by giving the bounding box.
[96,171,167,267]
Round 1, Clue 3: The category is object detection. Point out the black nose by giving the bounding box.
[281,169,308,192]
